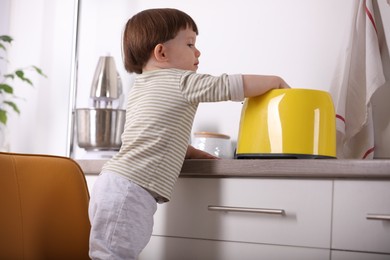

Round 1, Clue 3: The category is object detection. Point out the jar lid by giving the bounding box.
[193,132,230,139]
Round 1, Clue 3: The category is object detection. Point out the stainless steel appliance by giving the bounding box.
[76,56,125,151]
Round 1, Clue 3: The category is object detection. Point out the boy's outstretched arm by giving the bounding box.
[242,75,290,98]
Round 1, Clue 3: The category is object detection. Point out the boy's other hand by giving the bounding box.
[185,145,219,159]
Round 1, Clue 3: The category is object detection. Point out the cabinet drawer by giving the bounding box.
[332,180,390,254]
[153,178,332,248]
[331,250,390,260]
[140,235,330,260]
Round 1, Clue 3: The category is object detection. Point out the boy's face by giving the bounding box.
[162,27,201,72]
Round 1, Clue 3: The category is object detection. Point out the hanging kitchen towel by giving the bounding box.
[329,0,387,159]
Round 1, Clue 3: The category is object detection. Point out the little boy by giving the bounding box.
[88,8,290,259]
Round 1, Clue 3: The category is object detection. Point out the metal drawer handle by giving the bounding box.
[366,214,390,221]
[208,205,285,215]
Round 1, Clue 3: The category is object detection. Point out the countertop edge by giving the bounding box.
[76,159,390,179]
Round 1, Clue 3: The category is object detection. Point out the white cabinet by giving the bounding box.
[332,180,390,255]
[140,178,333,259]
[139,177,390,259]
[141,235,330,260]
[79,159,390,258]
[331,250,390,260]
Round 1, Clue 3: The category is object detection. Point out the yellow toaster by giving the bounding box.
[236,89,336,159]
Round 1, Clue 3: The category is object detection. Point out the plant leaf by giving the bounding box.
[32,66,47,78]
[4,101,20,114]
[0,109,7,125]
[0,43,5,51]
[0,35,13,43]
[0,84,13,94]
[15,70,24,78]
[3,74,15,80]
[15,70,33,85]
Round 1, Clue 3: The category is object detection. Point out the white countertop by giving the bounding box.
[77,159,390,179]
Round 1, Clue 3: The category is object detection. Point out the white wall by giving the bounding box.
[73,0,353,158]
[2,0,390,158]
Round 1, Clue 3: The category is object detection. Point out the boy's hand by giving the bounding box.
[243,75,291,97]
[278,77,290,89]
[185,145,219,159]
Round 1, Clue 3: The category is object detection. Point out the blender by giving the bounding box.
[75,55,126,151]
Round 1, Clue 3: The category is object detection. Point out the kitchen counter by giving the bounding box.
[79,158,390,258]
[77,159,390,179]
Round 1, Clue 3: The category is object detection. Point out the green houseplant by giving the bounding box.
[0,35,46,127]
[0,35,46,151]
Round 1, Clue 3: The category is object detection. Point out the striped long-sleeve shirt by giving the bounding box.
[102,68,244,202]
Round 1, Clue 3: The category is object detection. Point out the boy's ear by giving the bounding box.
[153,43,168,61]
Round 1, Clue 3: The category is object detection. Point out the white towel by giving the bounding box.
[330,0,387,159]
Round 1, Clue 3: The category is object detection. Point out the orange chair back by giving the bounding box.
[0,152,91,259]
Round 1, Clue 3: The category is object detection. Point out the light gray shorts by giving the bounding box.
[88,171,157,260]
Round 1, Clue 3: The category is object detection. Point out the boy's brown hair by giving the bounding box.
[123,8,198,74]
